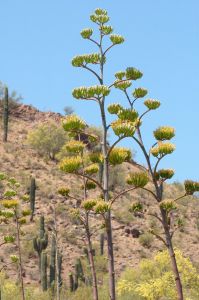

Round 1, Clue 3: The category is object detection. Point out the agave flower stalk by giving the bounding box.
[58,134,99,300]
[69,8,199,300]
[107,67,199,300]
[0,174,32,300]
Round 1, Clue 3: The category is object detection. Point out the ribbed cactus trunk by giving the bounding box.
[75,258,85,283]
[33,215,48,278]
[49,235,56,287]
[57,252,62,287]
[3,87,9,143]
[69,273,74,292]
[41,252,48,291]
[30,177,36,221]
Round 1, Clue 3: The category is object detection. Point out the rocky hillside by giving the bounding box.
[0,103,199,287]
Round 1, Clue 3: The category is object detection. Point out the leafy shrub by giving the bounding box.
[26,121,68,159]
[139,233,154,248]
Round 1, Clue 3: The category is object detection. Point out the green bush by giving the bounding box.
[139,233,153,248]
[26,121,68,159]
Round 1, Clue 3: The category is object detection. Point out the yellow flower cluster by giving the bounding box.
[144,99,160,110]
[109,147,131,165]
[111,119,136,137]
[72,53,103,67]
[126,172,149,187]
[62,115,86,132]
[153,126,175,141]
[59,156,82,173]
[84,163,99,175]
[151,142,175,157]
[64,140,85,153]
[72,85,110,99]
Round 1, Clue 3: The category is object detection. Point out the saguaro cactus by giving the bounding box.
[41,252,48,291]
[33,216,48,272]
[69,273,74,292]
[3,87,9,142]
[30,177,36,221]
[49,235,56,287]
[75,258,85,283]
[57,252,63,288]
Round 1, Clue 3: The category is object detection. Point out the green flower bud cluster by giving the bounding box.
[184,180,199,195]
[21,194,29,202]
[0,173,6,180]
[88,134,98,143]
[101,25,113,35]
[160,199,177,212]
[150,142,175,157]
[95,8,108,16]
[129,201,143,213]
[144,99,160,110]
[80,28,93,39]
[126,67,143,80]
[72,53,103,67]
[64,140,85,153]
[117,108,139,122]
[94,200,110,214]
[115,71,126,80]
[153,126,175,141]
[155,169,175,180]
[72,85,110,99]
[114,80,132,90]
[84,163,99,175]
[18,217,26,225]
[133,88,148,98]
[81,199,97,211]
[111,119,136,137]
[7,177,20,189]
[58,187,70,197]
[62,115,86,132]
[10,255,19,263]
[89,152,103,163]
[110,34,125,45]
[109,147,132,165]
[85,181,97,190]
[4,235,15,243]
[90,9,109,24]
[3,190,17,198]
[126,172,149,187]
[0,210,14,218]
[59,156,82,173]
[108,103,123,114]
[22,209,31,217]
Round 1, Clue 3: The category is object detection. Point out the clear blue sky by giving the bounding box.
[1,0,199,182]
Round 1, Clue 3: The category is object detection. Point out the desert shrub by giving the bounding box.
[139,233,154,248]
[26,121,68,159]
[117,249,199,300]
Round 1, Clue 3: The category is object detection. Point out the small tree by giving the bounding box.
[67,8,199,300]
[0,173,32,300]
[26,121,68,160]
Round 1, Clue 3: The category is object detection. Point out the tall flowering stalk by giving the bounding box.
[64,8,199,300]
[58,132,102,300]
[0,173,31,300]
